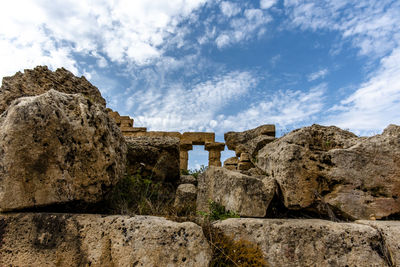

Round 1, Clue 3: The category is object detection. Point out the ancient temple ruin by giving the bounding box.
[108,109,225,170]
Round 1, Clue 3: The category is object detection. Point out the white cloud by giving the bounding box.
[219,83,327,132]
[285,0,400,134]
[307,68,328,81]
[215,8,272,48]
[0,0,209,79]
[220,1,241,17]
[260,0,278,9]
[284,0,400,57]
[326,48,400,134]
[125,71,257,132]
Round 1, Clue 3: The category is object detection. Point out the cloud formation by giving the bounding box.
[0,0,208,78]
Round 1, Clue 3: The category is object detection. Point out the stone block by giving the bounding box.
[197,166,275,217]
[239,152,251,162]
[0,213,212,266]
[214,218,390,267]
[174,184,197,212]
[181,132,215,145]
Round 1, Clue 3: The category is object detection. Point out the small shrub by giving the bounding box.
[199,201,240,222]
[189,165,207,179]
[105,173,175,216]
[203,224,268,267]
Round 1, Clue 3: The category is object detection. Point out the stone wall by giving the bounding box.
[107,109,225,170]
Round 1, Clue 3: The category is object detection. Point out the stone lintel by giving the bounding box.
[205,142,225,151]
[180,142,193,151]
[182,132,215,145]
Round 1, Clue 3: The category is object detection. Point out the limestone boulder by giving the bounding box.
[225,124,275,157]
[214,218,392,267]
[0,90,126,211]
[0,66,106,114]
[0,213,212,266]
[125,136,180,183]
[197,166,275,217]
[223,156,238,170]
[179,175,197,185]
[256,124,400,220]
[174,184,197,212]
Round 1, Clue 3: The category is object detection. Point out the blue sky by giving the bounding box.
[1,0,399,169]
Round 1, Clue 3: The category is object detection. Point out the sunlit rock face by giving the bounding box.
[0,213,212,266]
[257,124,400,220]
[0,90,126,211]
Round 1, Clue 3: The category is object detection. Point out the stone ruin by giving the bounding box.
[1,67,400,266]
[108,109,227,170]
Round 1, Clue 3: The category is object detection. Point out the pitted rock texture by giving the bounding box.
[0,66,106,114]
[356,220,400,266]
[174,184,197,212]
[0,90,126,211]
[197,166,275,217]
[179,175,197,185]
[225,124,275,157]
[256,124,400,220]
[0,213,212,267]
[214,218,394,267]
[125,136,180,183]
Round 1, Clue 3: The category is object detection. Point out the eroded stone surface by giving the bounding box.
[225,125,275,157]
[197,166,274,217]
[179,175,197,185]
[0,213,212,267]
[356,220,400,266]
[125,136,180,183]
[174,184,197,211]
[256,124,400,220]
[0,66,106,114]
[214,218,390,267]
[0,90,126,211]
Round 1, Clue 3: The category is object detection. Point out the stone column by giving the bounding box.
[180,142,193,170]
[205,142,225,167]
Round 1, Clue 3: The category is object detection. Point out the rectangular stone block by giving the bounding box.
[181,132,215,145]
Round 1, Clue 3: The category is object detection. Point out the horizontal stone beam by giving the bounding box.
[181,132,215,145]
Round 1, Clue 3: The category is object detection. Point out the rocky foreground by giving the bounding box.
[0,66,399,266]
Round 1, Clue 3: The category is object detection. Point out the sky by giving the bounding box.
[1,0,399,169]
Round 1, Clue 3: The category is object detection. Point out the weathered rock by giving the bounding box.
[179,175,197,185]
[237,162,254,171]
[174,184,197,212]
[256,124,400,220]
[197,166,275,217]
[0,90,126,211]
[214,218,391,267]
[0,213,212,266]
[356,220,400,266]
[223,157,238,170]
[125,136,180,183]
[225,125,275,157]
[0,66,106,114]
[239,152,251,162]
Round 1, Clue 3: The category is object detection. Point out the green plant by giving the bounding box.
[199,201,240,222]
[105,173,175,216]
[203,224,268,267]
[180,169,190,175]
[188,165,207,179]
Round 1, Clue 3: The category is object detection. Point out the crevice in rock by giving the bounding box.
[380,212,400,220]
[369,228,395,267]
[0,200,109,215]
[264,184,351,221]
